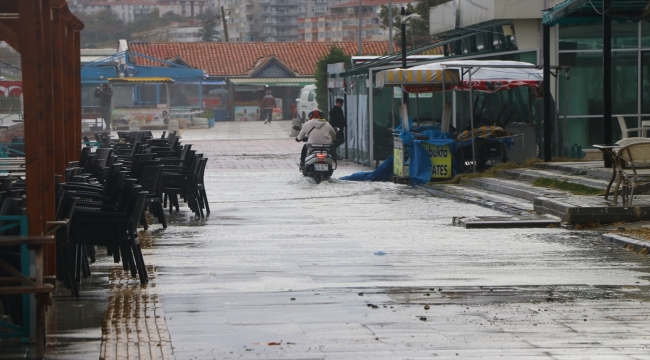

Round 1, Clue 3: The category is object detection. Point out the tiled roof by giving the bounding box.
[128,42,393,76]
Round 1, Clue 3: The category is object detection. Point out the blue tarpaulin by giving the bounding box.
[339,155,394,181]
[399,126,457,186]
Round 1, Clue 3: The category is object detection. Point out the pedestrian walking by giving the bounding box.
[94,83,113,130]
[329,98,346,151]
[260,90,277,124]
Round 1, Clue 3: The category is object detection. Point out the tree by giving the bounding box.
[314,46,351,116]
[78,10,128,48]
[199,18,219,42]
[379,0,450,49]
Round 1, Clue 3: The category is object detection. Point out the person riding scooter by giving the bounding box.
[296,109,337,167]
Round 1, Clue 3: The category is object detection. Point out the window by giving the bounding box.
[305,22,311,28]
[326,32,330,37]
[318,21,324,28]
[372,18,379,24]
[308,91,315,102]
[319,32,324,38]
[246,35,255,41]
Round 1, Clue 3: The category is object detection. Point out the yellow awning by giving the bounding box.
[107,77,175,84]
[375,68,460,89]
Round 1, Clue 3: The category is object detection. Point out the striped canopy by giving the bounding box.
[375,68,460,89]
[376,60,543,95]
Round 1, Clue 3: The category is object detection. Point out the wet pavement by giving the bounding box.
[18,122,650,358]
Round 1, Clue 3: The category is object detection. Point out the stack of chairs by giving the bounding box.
[50,130,210,296]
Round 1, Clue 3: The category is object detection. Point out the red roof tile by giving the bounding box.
[128,41,394,76]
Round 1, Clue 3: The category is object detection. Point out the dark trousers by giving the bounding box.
[100,106,111,130]
[300,144,308,165]
[262,108,273,122]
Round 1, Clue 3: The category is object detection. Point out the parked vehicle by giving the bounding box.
[297,85,317,122]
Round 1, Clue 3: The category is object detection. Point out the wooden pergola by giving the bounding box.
[0,1,82,277]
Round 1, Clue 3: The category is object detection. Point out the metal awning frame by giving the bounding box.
[444,64,570,173]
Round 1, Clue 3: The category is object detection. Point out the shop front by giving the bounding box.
[228,78,315,121]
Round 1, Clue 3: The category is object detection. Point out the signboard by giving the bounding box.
[0,81,22,97]
[422,143,452,178]
[272,98,283,121]
[235,85,266,92]
[111,108,169,127]
[393,137,407,177]
[393,87,432,98]
[234,106,260,121]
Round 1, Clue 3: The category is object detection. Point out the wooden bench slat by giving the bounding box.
[0,285,53,295]
[0,235,55,246]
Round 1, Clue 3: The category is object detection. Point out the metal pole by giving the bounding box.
[388,0,393,53]
[358,0,363,55]
[543,24,551,162]
[401,7,408,108]
[468,68,476,173]
[442,71,446,132]
[603,0,612,167]
[415,92,419,128]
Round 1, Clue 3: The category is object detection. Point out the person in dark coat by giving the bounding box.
[260,90,277,124]
[94,83,113,130]
[329,98,346,147]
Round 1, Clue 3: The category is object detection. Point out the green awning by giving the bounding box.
[229,78,315,87]
[543,0,650,27]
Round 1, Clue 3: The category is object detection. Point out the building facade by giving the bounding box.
[69,0,210,22]
[427,0,650,151]
[298,0,409,42]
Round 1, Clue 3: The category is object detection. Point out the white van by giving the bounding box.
[297,84,317,122]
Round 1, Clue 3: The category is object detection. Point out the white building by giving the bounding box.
[69,0,211,22]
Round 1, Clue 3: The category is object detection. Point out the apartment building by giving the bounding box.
[298,0,409,42]
[69,0,210,22]
[215,0,344,43]
[131,20,222,42]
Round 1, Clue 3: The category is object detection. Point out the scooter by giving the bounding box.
[293,125,337,184]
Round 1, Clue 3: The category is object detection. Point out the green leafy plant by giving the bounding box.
[532,177,602,195]
[198,109,214,119]
[314,46,351,117]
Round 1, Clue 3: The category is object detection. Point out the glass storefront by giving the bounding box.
[559,20,650,148]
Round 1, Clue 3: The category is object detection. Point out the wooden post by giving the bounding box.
[20,0,47,237]
[73,28,82,159]
[40,0,56,276]
[52,6,66,173]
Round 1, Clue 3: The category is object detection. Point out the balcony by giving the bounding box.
[261,0,298,6]
[260,10,299,16]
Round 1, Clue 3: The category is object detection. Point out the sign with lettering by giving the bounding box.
[111,108,169,126]
[421,143,452,178]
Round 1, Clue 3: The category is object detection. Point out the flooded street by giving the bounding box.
[147,137,649,359]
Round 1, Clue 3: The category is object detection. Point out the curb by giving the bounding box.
[421,185,526,216]
[601,233,650,254]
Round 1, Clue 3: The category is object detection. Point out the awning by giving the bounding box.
[376,60,543,95]
[108,77,175,84]
[229,78,315,87]
[375,68,460,90]
[175,80,226,85]
[543,0,650,27]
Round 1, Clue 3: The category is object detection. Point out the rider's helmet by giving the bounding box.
[308,109,325,120]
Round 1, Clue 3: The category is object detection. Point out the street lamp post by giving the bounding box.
[401,7,408,106]
[400,8,420,107]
